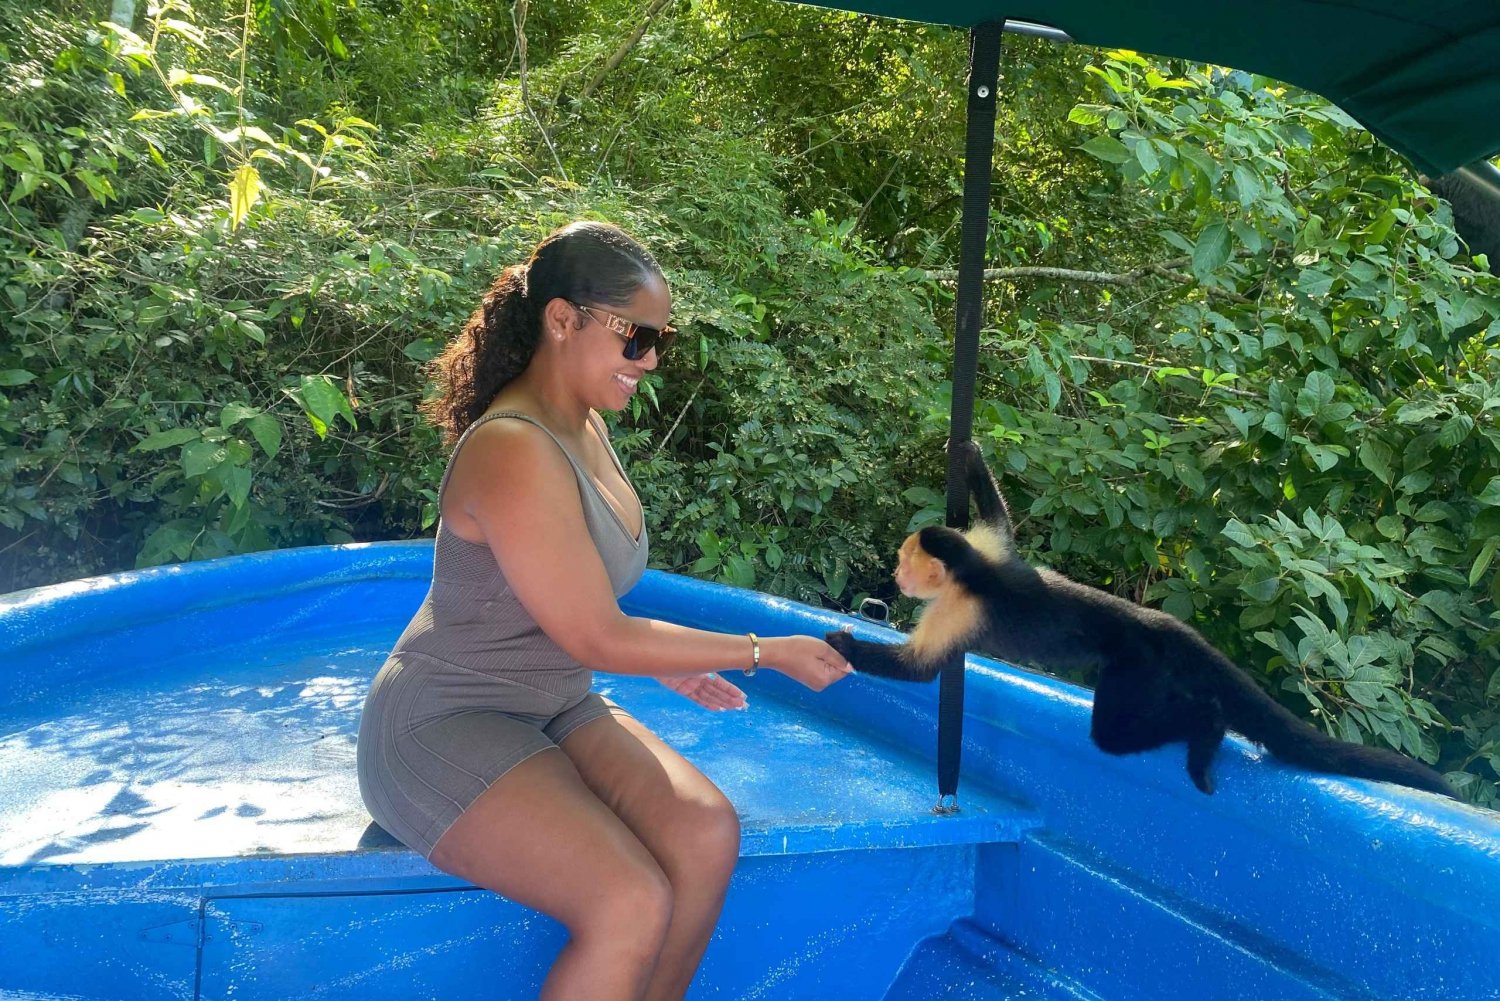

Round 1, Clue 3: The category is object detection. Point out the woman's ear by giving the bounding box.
[542,297,577,341]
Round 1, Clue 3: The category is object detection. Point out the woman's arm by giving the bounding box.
[445,419,849,689]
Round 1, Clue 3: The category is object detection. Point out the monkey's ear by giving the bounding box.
[903,554,948,599]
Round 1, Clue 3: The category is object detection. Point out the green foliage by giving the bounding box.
[969,51,1500,804]
[1,3,1496,805]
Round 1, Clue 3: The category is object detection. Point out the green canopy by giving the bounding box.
[796,1,1500,177]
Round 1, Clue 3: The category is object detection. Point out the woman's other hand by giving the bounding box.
[764,635,853,692]
[656,673,748,711]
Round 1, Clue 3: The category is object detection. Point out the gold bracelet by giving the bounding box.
[745,632,760,676]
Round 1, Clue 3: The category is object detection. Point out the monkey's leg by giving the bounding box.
[1186,725,1226,795]
[1184,700,1227,794]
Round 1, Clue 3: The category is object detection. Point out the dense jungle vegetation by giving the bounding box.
[3,0,1499,804]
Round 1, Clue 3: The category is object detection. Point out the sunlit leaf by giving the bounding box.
[228,163,262,230]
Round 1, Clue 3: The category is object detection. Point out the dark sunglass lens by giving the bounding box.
[622,325,671,361]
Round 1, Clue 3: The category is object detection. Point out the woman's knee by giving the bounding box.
[663,792,741,882]
[574,857,675,949]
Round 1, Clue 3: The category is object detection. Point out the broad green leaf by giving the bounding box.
[1133,138,1159,174]
[1173,459,1205,493]
[403,337,443,363]
[1191,223,1232,279]
[0,370,36,386]
[1475,477,1500,506]
[1238,568,1280,603]
[1471,538,1499,587]
[1303,444,1341,472]
[724,554,755,589]
[181,441,226,478]
[1079,136,1131,164]
[220,402,259,428]
[1438,415,1474,449]
[1178,145,1218,180]
[298,375,354,432]
[1395,401,1442,424]
[1230,163,1260,207]
[1297,268,1335,297]
[1296,371,1335,416]
[215,463,252,508]
[1345,681,1385,708]
[1358,439,1394,484]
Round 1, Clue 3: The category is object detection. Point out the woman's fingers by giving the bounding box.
[696,673,748,709]
[656,673,748,711]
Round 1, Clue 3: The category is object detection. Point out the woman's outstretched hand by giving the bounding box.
[764,635,853,692]
[656,673,748,711]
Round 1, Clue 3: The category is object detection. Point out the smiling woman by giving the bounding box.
[354,219,852,1001]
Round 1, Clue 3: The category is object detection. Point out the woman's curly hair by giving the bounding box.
[423,221,664,445]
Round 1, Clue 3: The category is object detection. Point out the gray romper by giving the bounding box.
[356,410,649,857]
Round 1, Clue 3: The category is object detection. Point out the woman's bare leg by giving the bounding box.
[429,748,674,1001]
[559,714,741,1001]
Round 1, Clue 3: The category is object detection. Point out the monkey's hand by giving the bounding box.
[824,629,858,662]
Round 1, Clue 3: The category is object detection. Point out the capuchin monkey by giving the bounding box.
[825,442,1455,798]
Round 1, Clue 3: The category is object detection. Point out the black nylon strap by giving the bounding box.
[937,19,1003,810]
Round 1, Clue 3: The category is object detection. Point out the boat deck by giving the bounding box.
[0,591,1047,1000]
[0,619,1036,877]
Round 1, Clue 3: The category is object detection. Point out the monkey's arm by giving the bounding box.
[825,630,943,682]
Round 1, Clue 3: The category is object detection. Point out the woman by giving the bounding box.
[356,220,852,1001]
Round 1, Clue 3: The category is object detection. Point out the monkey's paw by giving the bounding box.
[824,628,857,661]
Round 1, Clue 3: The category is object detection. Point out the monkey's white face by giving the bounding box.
[894,534,946,600]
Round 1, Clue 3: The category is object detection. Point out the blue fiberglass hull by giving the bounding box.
[1,541,1497,1001]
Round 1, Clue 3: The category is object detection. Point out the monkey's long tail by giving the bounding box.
[962,441,1015,540]
[1216,659,1455,798]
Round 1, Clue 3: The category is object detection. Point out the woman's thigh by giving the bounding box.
[556,713,741,876]
[428,747,669,930]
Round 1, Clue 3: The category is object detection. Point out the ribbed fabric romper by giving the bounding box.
[356,410,649,857]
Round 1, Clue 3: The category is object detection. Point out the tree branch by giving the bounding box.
[513,0,567,181]
[578,0,677,103]
[920,256,1255,305]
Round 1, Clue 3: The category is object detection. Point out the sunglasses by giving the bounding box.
[570,302,677,361]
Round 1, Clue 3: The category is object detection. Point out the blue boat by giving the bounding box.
[5,3,1500,998]
[2,541,1498,999]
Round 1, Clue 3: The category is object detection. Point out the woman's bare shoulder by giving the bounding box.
[444,417,575,525]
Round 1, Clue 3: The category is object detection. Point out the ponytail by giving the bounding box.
[422,264,537,445]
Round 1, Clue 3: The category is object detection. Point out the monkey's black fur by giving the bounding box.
[827,443,1455,798]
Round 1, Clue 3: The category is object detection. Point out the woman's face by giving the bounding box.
[569,275,671,410]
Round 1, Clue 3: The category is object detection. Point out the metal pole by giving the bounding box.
[936,19,1004,812]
